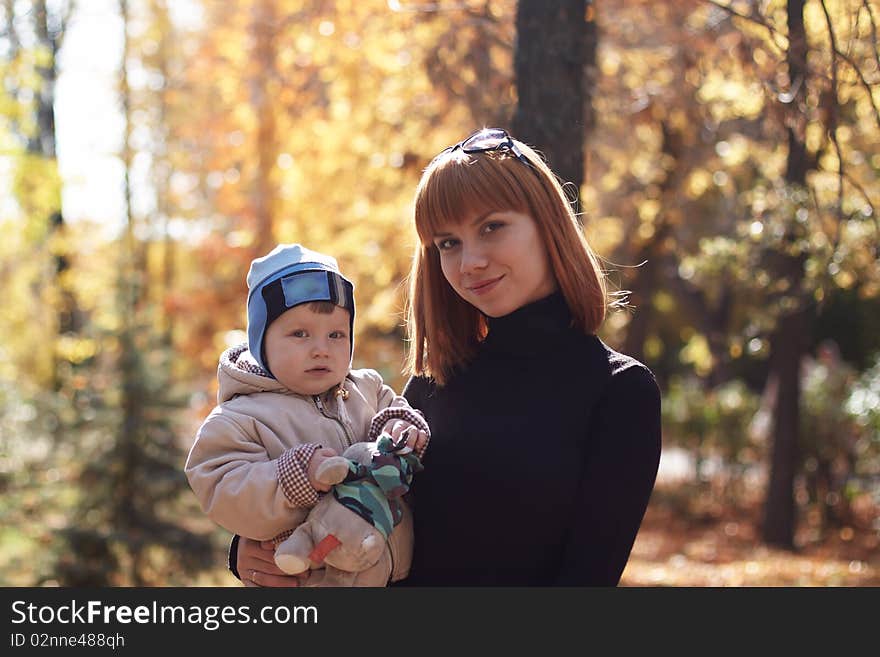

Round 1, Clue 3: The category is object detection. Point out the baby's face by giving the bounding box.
[263,304,351,396]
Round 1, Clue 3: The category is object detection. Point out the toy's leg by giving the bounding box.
[349,549,393,587]
[274,528,314,574]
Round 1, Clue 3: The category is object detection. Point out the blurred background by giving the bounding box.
[0,0,878,586]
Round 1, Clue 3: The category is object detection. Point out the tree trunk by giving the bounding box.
[29,0,80,389]
[622,120,682,361]
[512,0,592,212]
[622,260,655,364]
[30,0,57,157]
[117,0,149,585]
[249,0,279,258]
[761,0,809,549]
[150,0,176,348]
[763,305,807,547]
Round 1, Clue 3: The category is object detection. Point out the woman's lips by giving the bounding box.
[467,276,503,296]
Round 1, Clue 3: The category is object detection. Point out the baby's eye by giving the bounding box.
[329,331,347,339]
[291,329,308,338]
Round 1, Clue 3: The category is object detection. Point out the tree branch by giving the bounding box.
[707,0,880,132]
[832,46,880,133]
[839,173,880,242]
[703,0,789,51]
[819,0,844,248]
[862,0,880,82]
[55,0,76,51]
[387,0,475,12]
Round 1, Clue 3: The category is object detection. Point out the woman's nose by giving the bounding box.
[459,242,488,273]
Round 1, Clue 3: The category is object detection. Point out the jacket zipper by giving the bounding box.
[313,394,354,448]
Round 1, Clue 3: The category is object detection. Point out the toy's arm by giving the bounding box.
[314,455,370,487]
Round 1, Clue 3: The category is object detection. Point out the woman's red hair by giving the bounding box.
[405,135,607,385]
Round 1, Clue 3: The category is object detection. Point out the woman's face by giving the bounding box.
[431,210,557,317]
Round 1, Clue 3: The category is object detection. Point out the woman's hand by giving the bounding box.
[237,537,306,587]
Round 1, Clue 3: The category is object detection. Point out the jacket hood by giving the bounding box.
[217,343,288,403]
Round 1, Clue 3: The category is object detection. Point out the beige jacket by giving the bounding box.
[185,344,415,580]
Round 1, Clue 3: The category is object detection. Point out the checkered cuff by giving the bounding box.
[277,443,321,508]
[368,406,431,459]
[271,528,295,546]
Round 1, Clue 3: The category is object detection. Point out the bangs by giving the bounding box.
[414,152,533,243]
[307,300,338,315]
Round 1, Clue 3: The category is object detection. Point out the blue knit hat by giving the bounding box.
[246,244,355,376]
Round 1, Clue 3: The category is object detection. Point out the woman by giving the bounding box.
[236,127,661,586]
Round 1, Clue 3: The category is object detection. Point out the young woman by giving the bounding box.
[392,127,661,585]
[235,128,661,586]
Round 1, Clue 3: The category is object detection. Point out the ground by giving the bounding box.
[620,482,880,586]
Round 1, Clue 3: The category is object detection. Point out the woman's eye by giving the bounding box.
[435,238,458,251]
[482,221,504,235]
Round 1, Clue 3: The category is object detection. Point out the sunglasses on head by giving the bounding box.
[440,127,533,168]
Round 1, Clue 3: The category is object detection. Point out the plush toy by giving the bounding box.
[274,430,425,587]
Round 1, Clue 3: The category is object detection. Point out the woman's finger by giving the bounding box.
[238,537,281,574]
[238,538,307,587]
[240,538,276,565]
[243,570,259,587]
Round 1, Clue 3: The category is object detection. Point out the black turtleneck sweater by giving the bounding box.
[397,293,661,586]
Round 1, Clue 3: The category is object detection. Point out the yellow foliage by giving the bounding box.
[55,336,99,365]
[585,216,624,256]
[716,135,750,167]
[638,199,661,223]
[1,0,878,425]
[654,291,675,314]
[680,334,713,378]
[644,335,664,361]
[686,169,713,198]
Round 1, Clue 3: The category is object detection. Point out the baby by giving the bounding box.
[185,243,428,585]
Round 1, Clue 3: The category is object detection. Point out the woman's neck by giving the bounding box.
[482,291,574,354]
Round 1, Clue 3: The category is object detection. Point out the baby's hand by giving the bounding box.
[306,447,340,492]
[386,420,429,455]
